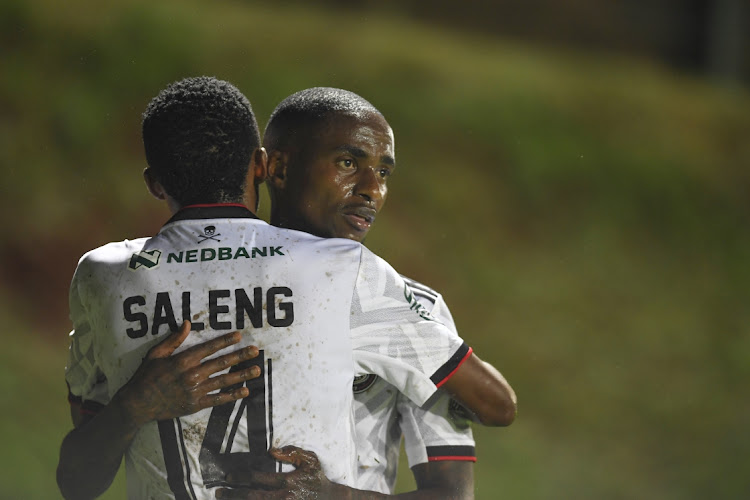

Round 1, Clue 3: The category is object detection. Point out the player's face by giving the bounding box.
[285,113,395,242]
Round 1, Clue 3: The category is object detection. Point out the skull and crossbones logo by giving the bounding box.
[197,225,221,243]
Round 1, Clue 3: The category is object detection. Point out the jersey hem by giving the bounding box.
[68,390,105,415]
[427,456,477,462]
[426,445,476,462]
[431,344,472,388]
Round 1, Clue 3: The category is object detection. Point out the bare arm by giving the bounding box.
[409,461,474,499]
[440,353,517,427]
[57,321,260,500]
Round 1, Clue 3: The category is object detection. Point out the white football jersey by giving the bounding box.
[353,277,476,494]
[65,205,468,499]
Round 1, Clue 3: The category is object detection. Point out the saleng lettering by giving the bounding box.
[122,287,294,338]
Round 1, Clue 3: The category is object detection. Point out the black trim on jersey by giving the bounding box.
[158,419,195,500]
[267,359,283,473]
[163,204,259,227]
[67,391,106,415]
[430,343,471,386]
[267,358,277,472]
[177,419,199,499]
[426,445,476,460]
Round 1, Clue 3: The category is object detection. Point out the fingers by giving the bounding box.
[180,330,243,363]
[198,361,261,394]
[147,320,192,359]
[198,346,260,379]
[226,470,288,489]
[198,386,249,409]
[270,446,320,469]
[216,488,289,500]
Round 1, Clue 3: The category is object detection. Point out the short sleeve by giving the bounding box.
[350,247,469,407]
[398,390,476,467]
[65,258,110,408]
[395,278,476,466]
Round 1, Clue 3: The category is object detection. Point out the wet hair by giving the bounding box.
[263,87,382,152]
[142,76,260,205]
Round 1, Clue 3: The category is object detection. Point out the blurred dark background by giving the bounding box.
[317,0,750,82]
[1,0,748,498]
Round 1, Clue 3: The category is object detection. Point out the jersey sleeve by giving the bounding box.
[398,390,476,467]
[350,247,470,407]
[65,255,110,412]
[396,279,476,466]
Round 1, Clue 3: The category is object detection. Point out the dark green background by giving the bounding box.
[1,1,749,498]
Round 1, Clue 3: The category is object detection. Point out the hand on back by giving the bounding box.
[117,320,261,426]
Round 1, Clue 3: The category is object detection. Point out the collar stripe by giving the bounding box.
[163,204,259,226]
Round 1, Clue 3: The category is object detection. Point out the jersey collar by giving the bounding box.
[164,203,259,226]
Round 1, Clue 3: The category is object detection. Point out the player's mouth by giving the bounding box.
[342,206,376,232]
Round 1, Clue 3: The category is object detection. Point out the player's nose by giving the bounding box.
[354,168,385,205]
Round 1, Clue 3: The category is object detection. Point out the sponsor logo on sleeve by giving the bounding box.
[128,249,162,270]
[404,284,436,321]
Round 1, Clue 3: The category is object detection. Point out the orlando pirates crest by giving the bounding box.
[353,374,378,393]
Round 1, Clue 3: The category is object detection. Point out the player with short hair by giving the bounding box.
[57,78,512,500]
[217,88,516,499]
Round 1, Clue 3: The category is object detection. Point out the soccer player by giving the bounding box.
[217,88,516,499]
[57,78,513,500]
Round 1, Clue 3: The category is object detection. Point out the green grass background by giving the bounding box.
[1,0,749,498]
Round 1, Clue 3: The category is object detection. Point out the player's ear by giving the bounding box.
[267,150,289,190]
[251,147,268,187]
[143,167,166,200]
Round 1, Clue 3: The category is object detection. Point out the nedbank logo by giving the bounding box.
[128,249,162,270]
[404,284,436,322]
[167,246,285,264]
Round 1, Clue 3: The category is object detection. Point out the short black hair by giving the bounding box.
[142,76,260,205]
[263,87,382,152]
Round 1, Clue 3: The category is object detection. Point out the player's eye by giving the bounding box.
[378,167,392,178]
[336,158,355,169]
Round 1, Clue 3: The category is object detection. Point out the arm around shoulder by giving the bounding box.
[440,352,517,427]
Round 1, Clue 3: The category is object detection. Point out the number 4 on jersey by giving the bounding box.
[158,350,277,498]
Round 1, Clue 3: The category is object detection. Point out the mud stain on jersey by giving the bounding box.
[182,420,206,445]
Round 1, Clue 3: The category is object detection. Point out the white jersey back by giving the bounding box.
[65,205,468,499]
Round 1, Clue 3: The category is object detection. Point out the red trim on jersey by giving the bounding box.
[435,346,473,388]
[67,391,81,405]
[182,203,247,209]
[427,456,477,462]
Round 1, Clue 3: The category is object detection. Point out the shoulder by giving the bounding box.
[400,274,459,333]
[79,237,149,264]
[266,226,363,255]
[400,275,443,305]
[75,237,149,278]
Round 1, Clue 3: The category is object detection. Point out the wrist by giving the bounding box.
[326,482,353,500]
[111,384,152,430]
